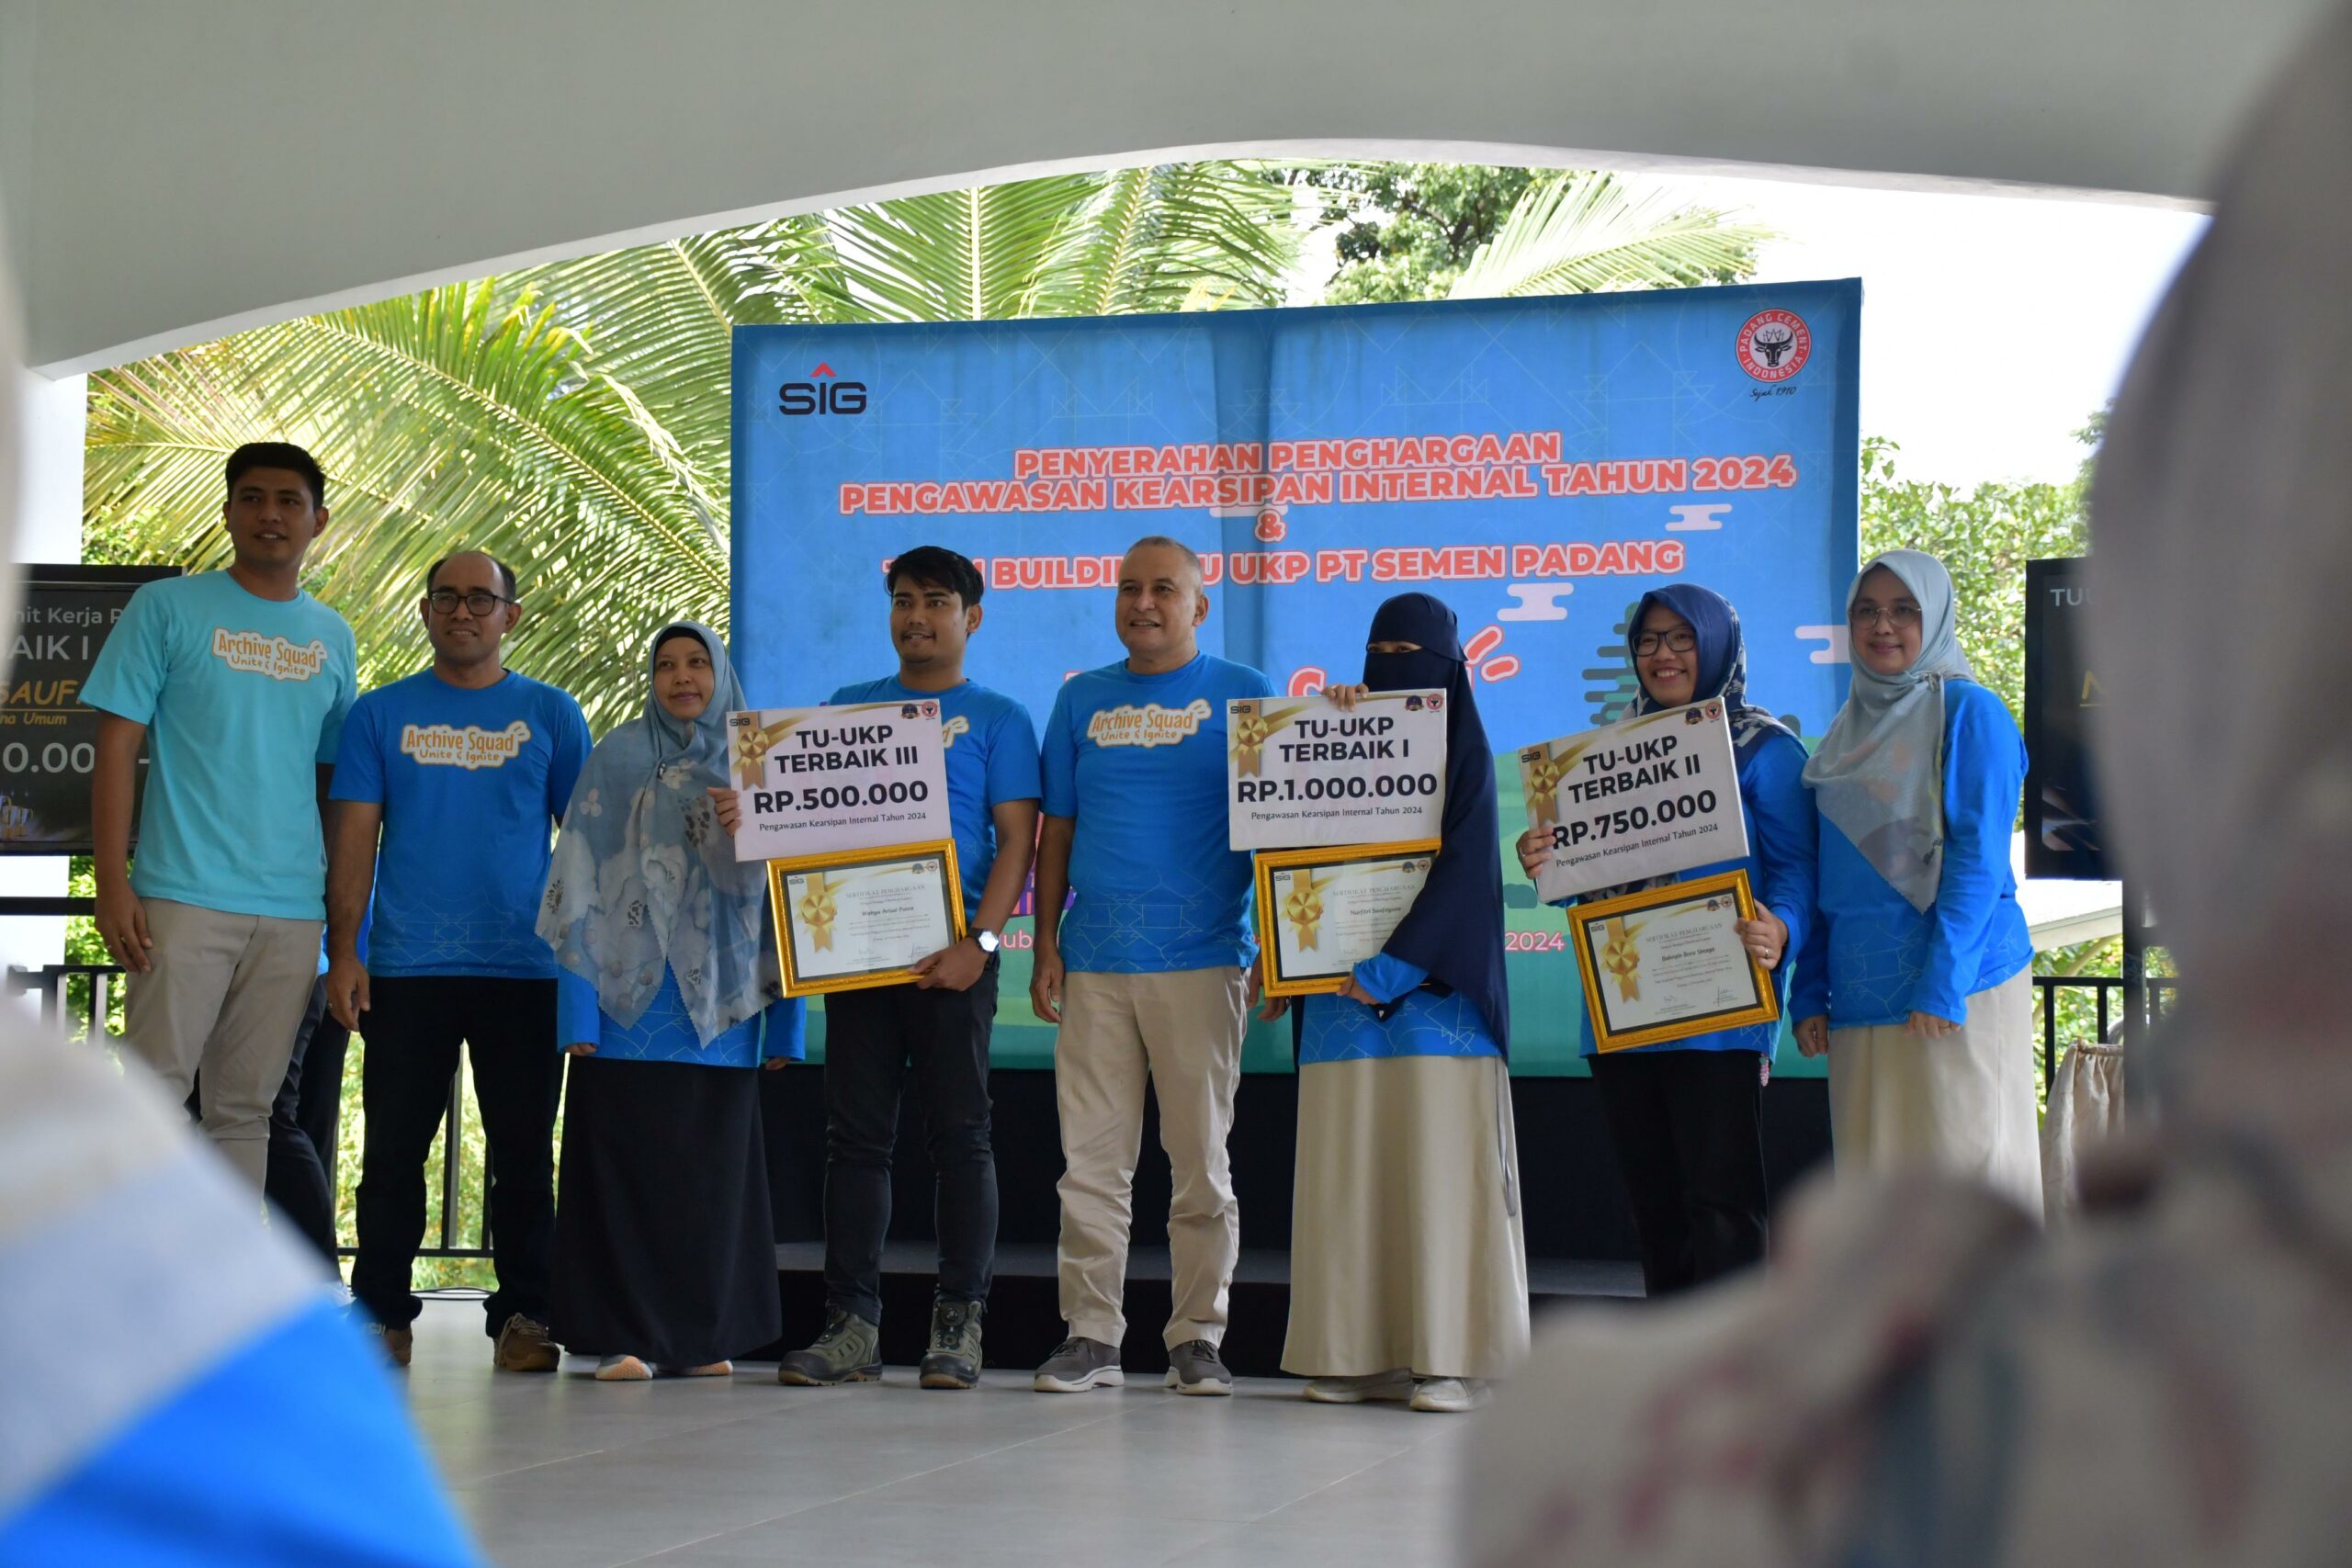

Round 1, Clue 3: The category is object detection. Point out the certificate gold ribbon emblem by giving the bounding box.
[1600,916,1644,1001]
[1280,869,1329,951]
[730,713,804,788]
[1521,737,1599,829]
[796,872,838,953]
[1229,702,1304,777]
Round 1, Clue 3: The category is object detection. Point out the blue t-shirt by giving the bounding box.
[328,669,591,978]
[82,571,357,921]
[1040,652,1272,973]
[828,675,1041,913]
[1791,680,2034,1029]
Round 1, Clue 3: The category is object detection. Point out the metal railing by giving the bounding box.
[8,960,492,1261]
[2033,972,2177,1089]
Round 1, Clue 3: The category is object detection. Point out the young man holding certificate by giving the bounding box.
[723,548,1041,1389]
[1028,536,1273,1397]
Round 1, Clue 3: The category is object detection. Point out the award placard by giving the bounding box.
[769,840,966,997]
[1251,840,1442,998]
[1519,699,1748,903]
[729,701,951,863]
[1568,869,1779,1052]
[1227,690,1447,852]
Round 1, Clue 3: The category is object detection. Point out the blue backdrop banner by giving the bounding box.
[733,281,1860,1074]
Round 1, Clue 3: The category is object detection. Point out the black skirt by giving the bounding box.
[551,1055,780,1367]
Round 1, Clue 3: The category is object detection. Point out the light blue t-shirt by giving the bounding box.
[828,675,1041,913]
[82,571,357,921]
[328,669,592,978]
[1040,652,1272,973]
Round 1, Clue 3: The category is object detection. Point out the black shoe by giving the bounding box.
[918,1298,985,1390]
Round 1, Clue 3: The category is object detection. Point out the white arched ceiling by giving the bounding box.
[3,0,2335,375]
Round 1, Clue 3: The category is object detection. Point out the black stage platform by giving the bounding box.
[756,1064,1831,1375]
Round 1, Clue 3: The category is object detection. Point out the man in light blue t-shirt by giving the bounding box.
[85,443,357,1193]
[324,550,591,1373]
[1028,536,1272,1399]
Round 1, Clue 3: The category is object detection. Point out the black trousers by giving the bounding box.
[820,954,1000,1323]
[351,975,562,1335]
[191,977,349,1267]
[1589,1047,1770,1297]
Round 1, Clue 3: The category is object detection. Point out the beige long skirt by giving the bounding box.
[1283,1054,1531,1381]
[1826,967,2045,1213]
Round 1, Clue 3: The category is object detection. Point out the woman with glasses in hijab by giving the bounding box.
[1790,551,2040,1211]
[537,622,804,1381]
[1277,592,1528,1416]
[1515,584,1816,1295]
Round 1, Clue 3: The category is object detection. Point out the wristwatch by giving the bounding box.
[971,927,1001,955]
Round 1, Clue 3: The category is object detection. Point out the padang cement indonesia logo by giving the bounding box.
[1736,310,1811,383]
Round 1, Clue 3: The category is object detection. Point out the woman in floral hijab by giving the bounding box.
[540,622,803,1381]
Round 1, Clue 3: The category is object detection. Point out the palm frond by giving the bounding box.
[1024,164,1299,317]
[1449,173,1772,299]
[821,174,1105,322]
[86,282,729,729]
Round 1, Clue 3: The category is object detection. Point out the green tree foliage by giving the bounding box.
[1856,427,2097,724]
[1294,163,1769,303]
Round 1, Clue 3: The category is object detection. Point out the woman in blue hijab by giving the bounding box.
[537,622,805,1380]
[1516,583,1816,1295]
[1281,592,1529,1416]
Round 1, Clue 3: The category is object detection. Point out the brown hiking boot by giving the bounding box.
[493,1314,560,1372]
[361,1318,413,1368]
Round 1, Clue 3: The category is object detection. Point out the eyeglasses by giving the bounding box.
[1849,604,1922,629]
[1631,628,1697,656]
[427,589,515,617]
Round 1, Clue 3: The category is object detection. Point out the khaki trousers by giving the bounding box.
[123,898,325,1191]
[1828,968,2044,1215]
[1055,966,1248,1349]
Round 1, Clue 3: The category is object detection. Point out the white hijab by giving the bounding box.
[1801,549,1974,912]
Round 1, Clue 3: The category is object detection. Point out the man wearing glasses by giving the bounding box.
[325,551,591,1371]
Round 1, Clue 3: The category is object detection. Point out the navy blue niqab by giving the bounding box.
[1362,592,1510,1053]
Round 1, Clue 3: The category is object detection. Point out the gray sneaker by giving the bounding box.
[1033,1335,1125,1393]
[1164,1338,1233,1396]
[777,1308,882,1385]
[919,1298,985,1390]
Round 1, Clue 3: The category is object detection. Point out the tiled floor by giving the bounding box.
[404,1300,1478,1567]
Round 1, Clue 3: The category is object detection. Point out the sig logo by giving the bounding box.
[778,363,867,416]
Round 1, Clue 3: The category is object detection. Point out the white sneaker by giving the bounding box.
[1409,1377,1482,1413]
[1303,1371,1413,1404]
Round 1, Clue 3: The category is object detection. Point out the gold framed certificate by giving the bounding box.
[768,840,966,997]
[1251,840,1442,998]
[1568,869,1780,1053]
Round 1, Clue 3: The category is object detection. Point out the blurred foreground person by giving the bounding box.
[0,1039,484,1564]
[1464,10,2352,1562]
